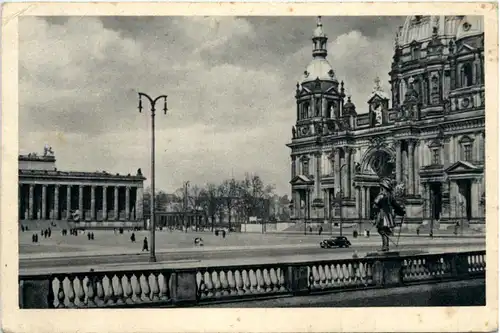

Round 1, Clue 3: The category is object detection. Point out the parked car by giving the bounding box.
[320,236,352,249]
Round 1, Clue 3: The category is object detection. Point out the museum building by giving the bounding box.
[287,16,485,228]
[19,147,146,228]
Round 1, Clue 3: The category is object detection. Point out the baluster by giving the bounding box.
[227,270,237,295]
[220,271,229,296]
[130,274,142,303]
[112,275,125,305]
[196,272,205,297]
[318,266,326,288]
[149,274,160,301]
[52,278,64,308]
[211,271,222,297]
[324,265,333,287]
[204,271,213,298]
[234,270,244,295]
[63,277,76,308]
[82,276,96,307]
[158,273,169,301]
[121,275,134,305]
[331,264,339,286]
[249,269,258,294]
[277,268,286,291]
[102,275,115,305]
[139,274,151,302]
[242,270,251,293]
[269,268,278,292]
[95,277,105,306]
[73,276,85,307]
[255,269,265,292]
[311,266,320,289]
[346,263,354,285]
[263,269,272,292]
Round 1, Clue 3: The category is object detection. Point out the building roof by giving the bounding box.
[398,16,463,47]
[19,169,146,181]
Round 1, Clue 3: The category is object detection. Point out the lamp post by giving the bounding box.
[331,163,347,236]
[138,92,168,263]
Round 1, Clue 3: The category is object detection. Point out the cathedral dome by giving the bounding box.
[302,58,337,83]
[398,16,462,46]
[455,16,484,40]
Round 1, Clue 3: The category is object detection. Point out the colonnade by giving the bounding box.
[19,183,144,222]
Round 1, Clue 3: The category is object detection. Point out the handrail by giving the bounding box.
[19,249,486,308]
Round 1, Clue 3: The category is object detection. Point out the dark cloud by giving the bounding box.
[19,16,404,194]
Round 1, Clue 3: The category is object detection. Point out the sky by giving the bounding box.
[19,16,405,196]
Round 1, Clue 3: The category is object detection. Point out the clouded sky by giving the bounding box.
[19,16,405,195]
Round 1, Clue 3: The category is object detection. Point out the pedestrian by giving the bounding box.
[35,233,38,243]
[31,234,35,243]
[372,178,406,252]
[44,229,48,238]
[87,232,91,240]
[48,228,52,238]
[91,232,95,240]
[142,237,149,252]
[130,233,136,243]
[222,230,226,238]
[319,226,323,235]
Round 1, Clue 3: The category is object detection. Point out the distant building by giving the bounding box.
[19,147,145,228]
[288,16,485,227]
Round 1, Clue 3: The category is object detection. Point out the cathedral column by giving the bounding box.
[91,186,96,221]
[345,148,352,198]
[103,186,108,221]
[310,95,314,118]
[66,185,71,219]
[360,186,366,219]
[291,156,296,179]
[408,140,415,195]
[471,179,479,218]
[28,184,34,220]
[355,187,361,218]
[315,152,322,198]
[125,186,131,221]
[114,186,119,221]
[54,185,59,220]
[395,141,402,183]
[41,185,47,220]
[334,148,341,195]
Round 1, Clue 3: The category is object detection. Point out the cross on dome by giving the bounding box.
[373,77,382,92]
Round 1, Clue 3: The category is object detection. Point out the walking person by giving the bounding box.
[372,178,406,252]
[130,232,136,243]
[142,237,149,252]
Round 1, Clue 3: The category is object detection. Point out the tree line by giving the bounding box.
[143,173,285,230]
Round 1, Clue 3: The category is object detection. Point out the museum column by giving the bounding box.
[125,186,130,221]
[103,186,108,221]
[408,140,415,195]
[28,184,34,220]
[91,186,96,221]
[114,186,119,221]
[41,185,47,220]
[54,185,59,220]
[66,185,71,219]
[136,186,143,221]
[78,186,84,220]
[395,141,402,183]
[355,187,361,218]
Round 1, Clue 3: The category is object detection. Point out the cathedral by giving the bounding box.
[287,16,485,229]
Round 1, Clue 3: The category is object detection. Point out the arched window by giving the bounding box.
[459,135,474,162]
[461,63,473,87]
[411,46,420,61]
[300,102,310,119]
[302,159,309,176]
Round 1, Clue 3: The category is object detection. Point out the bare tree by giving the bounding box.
[199,183,222,231]
[238,173,275,223]
[218,178,239,230]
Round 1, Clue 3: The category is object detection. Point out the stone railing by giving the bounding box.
[19,250,486,308]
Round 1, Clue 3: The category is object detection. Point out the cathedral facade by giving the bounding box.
[287,16,485,229]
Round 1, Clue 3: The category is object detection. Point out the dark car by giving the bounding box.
[320,236,352,249]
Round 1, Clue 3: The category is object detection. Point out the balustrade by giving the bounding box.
[19,250,486,309]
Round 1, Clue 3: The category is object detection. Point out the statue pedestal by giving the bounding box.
[366,249,427,286]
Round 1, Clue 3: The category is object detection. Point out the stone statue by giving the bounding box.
[372,178,406,252]
[137,168,142,176]
[292,126,296,138]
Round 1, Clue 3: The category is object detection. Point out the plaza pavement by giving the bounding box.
[19,229,485,259]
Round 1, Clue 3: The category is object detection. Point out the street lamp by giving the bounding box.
[184,181,190,233]
[330,163,347,236]
[138,92,168,263]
